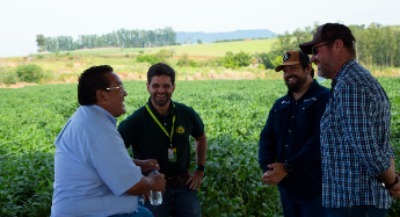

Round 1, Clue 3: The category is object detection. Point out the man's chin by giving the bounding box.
[154,100,169,107]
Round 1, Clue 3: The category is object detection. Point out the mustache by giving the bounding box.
[284,75,297,81]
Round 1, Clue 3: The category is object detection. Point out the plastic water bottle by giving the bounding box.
[149,170,163,206]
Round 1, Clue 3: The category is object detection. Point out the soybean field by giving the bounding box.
[1,79,400,216]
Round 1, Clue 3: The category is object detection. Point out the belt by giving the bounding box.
[166,171,190,186]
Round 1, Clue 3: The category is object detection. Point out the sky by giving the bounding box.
[1,0,399,57]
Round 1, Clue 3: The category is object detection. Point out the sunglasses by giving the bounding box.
[312,42,333,55]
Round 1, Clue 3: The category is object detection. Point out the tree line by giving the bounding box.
[35,23,400,68]
[36,27,176,52]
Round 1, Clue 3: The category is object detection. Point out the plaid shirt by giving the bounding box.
[320,59,394,208]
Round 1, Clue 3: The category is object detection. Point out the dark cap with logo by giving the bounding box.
[275,50,310,72]
[299,23,356,54]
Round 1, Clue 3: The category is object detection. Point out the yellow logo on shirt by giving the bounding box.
[176,126,185,134]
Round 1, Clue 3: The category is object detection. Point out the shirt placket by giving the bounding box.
[284,100,296,160]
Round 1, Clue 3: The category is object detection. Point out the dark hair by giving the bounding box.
[147,63,175,85]
[298,51,314,78]
[310,67,315,78]
[78,65,113,105]
[298,51,310,69]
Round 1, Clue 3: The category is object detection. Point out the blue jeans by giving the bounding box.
[144,183,201,217]
[279,188,323,217]
[109,206,154,217]
[323,206,388,217]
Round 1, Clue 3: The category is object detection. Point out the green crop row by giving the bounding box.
[0,78,399,216]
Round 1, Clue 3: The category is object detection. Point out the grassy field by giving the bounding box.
[0,37,399,88]
[0,38,281,86]
[0,79,399,216]
[67,38,276,58]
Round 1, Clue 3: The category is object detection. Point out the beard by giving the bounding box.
[285,75,307,93]
[151,93,171,107]
[317,66,329,79]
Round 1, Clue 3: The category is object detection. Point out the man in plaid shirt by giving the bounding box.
[300,23,400,217]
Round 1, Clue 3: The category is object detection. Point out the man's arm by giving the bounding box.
[133,159,160,173]
[339,84,392,175]
[195,134,207,167]
[258,112,277,173]
[125,172,166,195]
[187,134,207,190]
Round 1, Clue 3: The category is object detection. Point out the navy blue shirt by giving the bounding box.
[258,80,330,199]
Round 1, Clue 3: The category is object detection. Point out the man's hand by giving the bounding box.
[261,162,288,185]
[186,170,205,190]
[148,172,166,192]
[388,173,400,199]
[133,159,160,172]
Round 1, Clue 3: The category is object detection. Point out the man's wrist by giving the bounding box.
[385,173,400,190]
[283,163,293,173]
[196,165,205,171]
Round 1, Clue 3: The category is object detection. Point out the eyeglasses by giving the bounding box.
[105,85,125,92]
[312,42,333,55]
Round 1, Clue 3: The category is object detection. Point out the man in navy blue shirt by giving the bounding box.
[258,51,330,217]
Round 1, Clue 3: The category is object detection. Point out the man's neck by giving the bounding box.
[292,78,313,101]
[151,100,171,116]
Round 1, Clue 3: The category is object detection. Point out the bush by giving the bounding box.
[0,67,18,85]
[16,64,45,83]
[136,49,174,65]
[136,54,162,65]
[223,51,252,69]
[177,54,197,67]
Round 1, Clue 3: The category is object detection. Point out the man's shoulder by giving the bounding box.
[173,101,197,113]
[121,106,147,123]
[340,61,373,84]
[313,82,331,96]
[272,95,291,108]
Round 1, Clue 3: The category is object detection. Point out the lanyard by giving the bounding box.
[145,103,176,147]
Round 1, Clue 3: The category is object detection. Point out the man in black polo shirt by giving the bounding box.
[118,63,207,217]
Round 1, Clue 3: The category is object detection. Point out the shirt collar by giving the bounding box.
[331,59,357,91]
[89,105,117,126]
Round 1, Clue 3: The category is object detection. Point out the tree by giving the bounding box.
[36,34,46,52]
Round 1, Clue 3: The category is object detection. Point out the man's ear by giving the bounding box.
[306,64,312,74]
[96,89,107,103]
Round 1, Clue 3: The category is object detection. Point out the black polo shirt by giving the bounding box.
[118,99,204,177]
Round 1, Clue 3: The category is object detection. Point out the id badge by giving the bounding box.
[168,147,177,162]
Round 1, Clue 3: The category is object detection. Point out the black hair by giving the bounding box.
[310,68,315,78]
[297,51,315,78]
[298,51,310,69]
[78,65,113,105]
[147,63,175,85]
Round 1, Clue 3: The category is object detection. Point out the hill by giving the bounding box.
[176,29,276,44]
